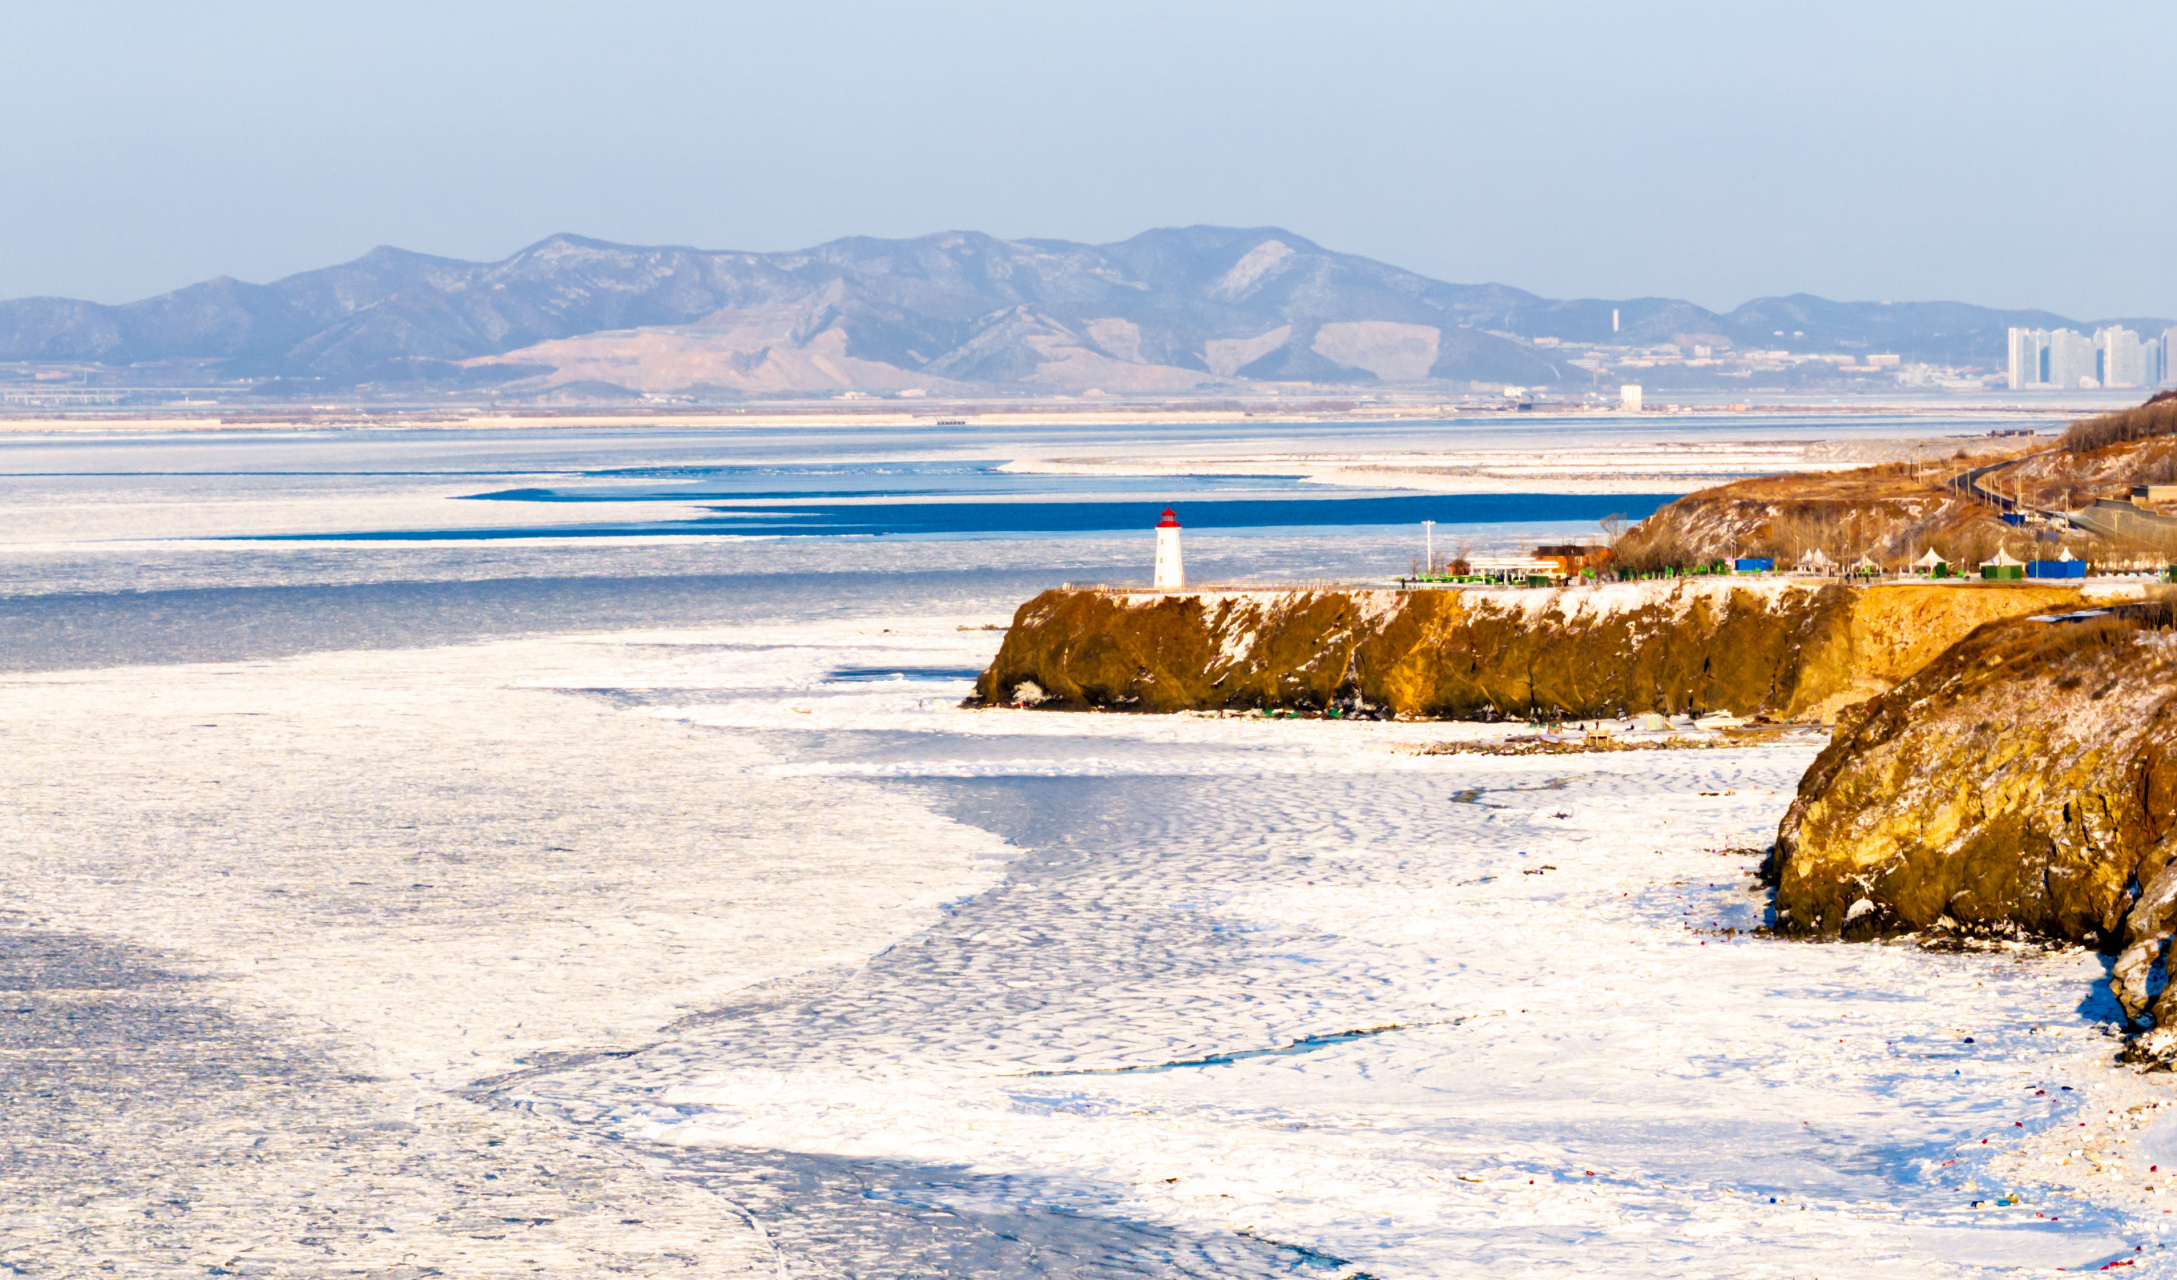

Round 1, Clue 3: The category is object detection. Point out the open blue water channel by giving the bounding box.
[281,489,1677,541]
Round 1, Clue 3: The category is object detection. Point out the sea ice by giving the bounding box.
[1,419,2161,1277]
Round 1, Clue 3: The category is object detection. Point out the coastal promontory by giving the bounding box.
[1772,600,2177,944]
[974,578,2126,723]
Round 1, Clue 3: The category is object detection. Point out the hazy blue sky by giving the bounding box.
[5,1,2172,317]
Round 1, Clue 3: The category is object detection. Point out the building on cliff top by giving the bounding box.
[1467,555,1567,582]
[1534,544,1610,576]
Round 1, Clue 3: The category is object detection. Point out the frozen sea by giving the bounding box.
[3,415,2173,1277]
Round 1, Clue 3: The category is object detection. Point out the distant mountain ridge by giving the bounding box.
[0,227,2157,395]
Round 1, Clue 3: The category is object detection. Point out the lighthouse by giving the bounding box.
[1154,507,1184,590]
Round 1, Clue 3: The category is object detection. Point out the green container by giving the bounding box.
[1981,564,2024,581]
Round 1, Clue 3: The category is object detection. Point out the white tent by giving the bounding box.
[1913,548,1948,572]
[1850,555,1882,576]
[2057,547,2076,562]
[1797,548,1835,571]
[1988,547,2024,567]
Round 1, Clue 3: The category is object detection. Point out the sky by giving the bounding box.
[4,0,2173,319]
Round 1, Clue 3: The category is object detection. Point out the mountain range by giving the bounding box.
[0,227,2161,398]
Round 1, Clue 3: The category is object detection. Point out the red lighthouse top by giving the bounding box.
[1157,508,1180,528]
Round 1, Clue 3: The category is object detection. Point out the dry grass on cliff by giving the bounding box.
[1620,394,2177,573]
[2024,599,2177,663]
[2062,390,2177,454]
[2004,432,2177,512]
[1613,460,2011,570]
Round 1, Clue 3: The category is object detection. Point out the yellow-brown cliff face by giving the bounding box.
[975,579,2116,723]
[1769,597,2177,1058]
[1773,604,2177,949]
[985,576,2177,1053]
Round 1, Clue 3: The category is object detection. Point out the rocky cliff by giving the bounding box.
[1773,601,2177,942]
[1769,596,2177,1053]
[974,579,2120,723]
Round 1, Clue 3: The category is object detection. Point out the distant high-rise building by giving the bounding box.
[2008,327,2048,389]
[2047,328,2098,389]
[2008,325,2164,390]
[2098,326,2149,388]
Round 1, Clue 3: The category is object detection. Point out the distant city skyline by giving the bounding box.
[2008,325,2173,391]
[4,2,2175,318]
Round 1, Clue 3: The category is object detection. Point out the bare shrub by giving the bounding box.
[1935,524,2004,567]
[1741,503,1905,566]
[1611,520,1711,573]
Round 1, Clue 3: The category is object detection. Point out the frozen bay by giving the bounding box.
[1,417,2167,1277]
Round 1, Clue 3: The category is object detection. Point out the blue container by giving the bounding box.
[2001,512,2026,526]
[1733,557,1774,573]
[2026,559,2086,579]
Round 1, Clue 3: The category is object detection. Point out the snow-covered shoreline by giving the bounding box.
[5,419,2172,1276]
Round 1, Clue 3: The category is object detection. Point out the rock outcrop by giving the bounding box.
[1769,598,2177,1054]
[974,579,2121,723]
[988,575,2177,1055]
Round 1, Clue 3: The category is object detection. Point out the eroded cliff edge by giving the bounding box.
[974,579,2126,723]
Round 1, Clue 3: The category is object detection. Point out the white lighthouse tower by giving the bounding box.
[1154,507,1184,590]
